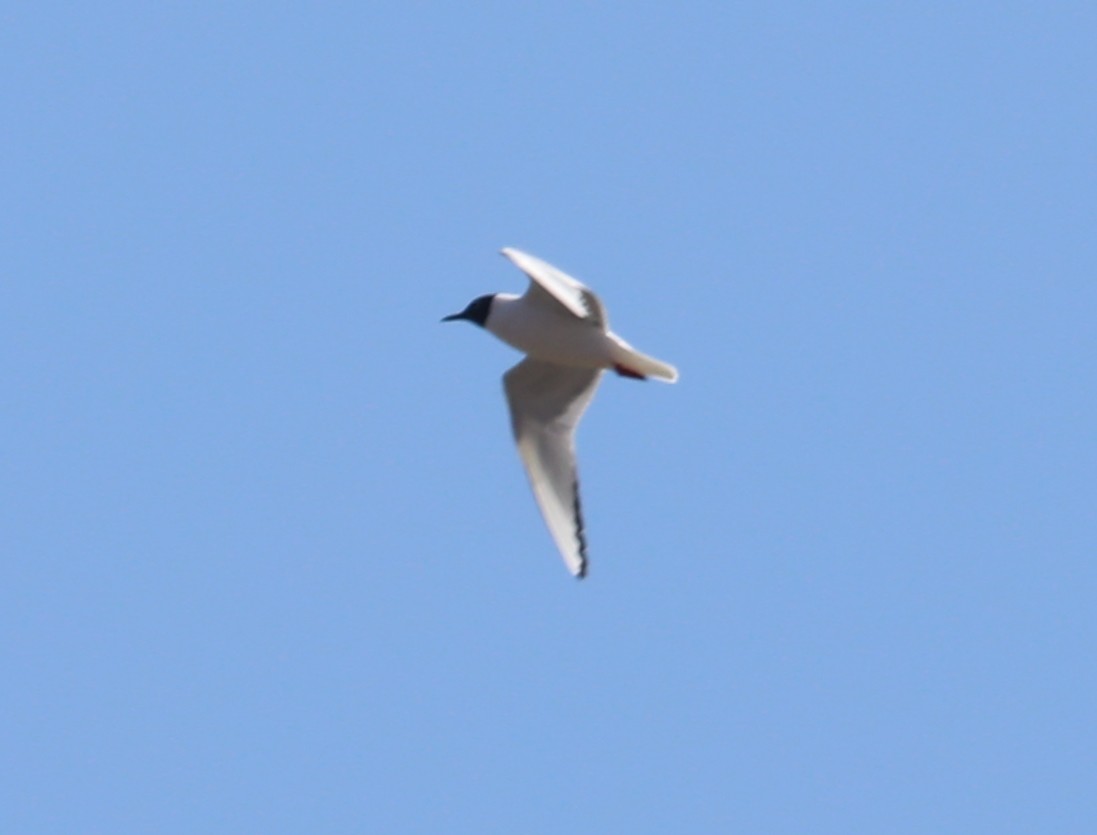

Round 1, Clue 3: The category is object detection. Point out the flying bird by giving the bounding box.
[443,248,677,578]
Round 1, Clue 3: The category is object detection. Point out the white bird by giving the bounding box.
[443,248,677,578]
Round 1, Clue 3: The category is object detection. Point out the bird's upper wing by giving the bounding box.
[503,358,603,578]
[501,247,608,329]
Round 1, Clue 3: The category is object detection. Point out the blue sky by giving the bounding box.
[3,3,1096,832]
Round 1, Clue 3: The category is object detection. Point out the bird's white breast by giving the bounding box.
[487,294,614,369]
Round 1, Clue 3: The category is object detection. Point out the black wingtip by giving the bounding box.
[573,476,588,579]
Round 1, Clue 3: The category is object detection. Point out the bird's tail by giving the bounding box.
[609,336,678,382]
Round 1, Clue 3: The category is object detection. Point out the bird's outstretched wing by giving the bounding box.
[503,358,603,578]
[501,247,608,329]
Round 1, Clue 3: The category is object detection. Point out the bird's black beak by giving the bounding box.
[441,295,491,328]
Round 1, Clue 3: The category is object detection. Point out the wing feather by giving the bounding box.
[501,247,608,329]
[503,358,603,577]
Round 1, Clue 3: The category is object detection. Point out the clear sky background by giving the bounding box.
[3,3,1096,833]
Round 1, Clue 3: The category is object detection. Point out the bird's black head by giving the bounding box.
[441,294,494,328]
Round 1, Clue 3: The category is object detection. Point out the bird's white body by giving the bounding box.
[490,248,678,382]
[487,293,619,369]
[444,248,677,578]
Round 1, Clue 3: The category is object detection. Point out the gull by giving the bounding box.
[443,247,677,578]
